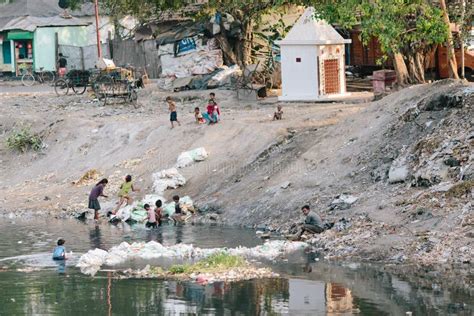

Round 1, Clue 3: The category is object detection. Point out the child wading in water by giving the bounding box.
[52,239,67,260]
[113,175,139,214]
[171,195,184,225]
[155,199,163,226]
[145,204,157,228]
[88,178,108,220]
[167,96,181,128]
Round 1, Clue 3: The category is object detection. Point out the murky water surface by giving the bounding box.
[0,218,471,315]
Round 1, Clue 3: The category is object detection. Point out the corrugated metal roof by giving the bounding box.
[1,16,90,32]
[0,0,95,30]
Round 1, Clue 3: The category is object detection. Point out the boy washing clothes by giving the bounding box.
[52,239,67,260]
[167,96,181,128]
[171,195,185,225]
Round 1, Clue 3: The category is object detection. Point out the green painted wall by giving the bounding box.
[33,26,88,71]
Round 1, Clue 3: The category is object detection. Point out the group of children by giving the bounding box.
[144,195,190,228]
[166,91,285,128]
[88,175,191,227]
[166,93,221,128]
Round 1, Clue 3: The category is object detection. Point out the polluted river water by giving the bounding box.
[0,218,472,315]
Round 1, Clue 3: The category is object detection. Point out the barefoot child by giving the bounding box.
[88,178,108,220]
[171,195,184,225]
[167,96,181,128]
[52,239,67,260]
[145,204,157,228]
[208,92,220,123]
[155,199,163,226]
[113,175,139,214]
[194,107,205,124]
[273,105,283,120]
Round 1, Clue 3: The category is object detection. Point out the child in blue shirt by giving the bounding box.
[53,239,66,260]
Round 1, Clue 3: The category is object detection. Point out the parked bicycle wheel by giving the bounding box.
[41,71,55,84]
[54,79,69,96]
[72,83,87,95]
[21,73,35,86]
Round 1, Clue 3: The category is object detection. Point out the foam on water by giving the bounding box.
[77,240,307,276]
[0,252,79,268]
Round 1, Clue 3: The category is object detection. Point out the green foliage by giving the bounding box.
[312,0,449,57]
[168,264,187,274]
[6,128,43,153]
[168,252,247,275]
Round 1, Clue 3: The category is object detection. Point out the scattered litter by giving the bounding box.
[152,168,186,194]
[280,181,291,189]
[330,194,358,210]
[73,169,101,186]
[176,147,209,168]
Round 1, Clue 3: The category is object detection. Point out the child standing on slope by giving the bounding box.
[167,96,181,128]
[207,92,220,124]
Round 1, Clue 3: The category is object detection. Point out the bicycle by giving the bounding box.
[54,70,90,96]
[21,67,55,86]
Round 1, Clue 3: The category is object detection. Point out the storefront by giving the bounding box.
[7,31,34,75]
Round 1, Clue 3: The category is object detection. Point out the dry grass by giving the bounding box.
[446,180,474,198]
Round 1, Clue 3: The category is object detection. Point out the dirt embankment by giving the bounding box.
[0,80,472,268]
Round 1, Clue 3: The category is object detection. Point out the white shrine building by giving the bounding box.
[278,7,351,101]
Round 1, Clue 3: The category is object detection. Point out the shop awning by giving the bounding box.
[7,31,34,40]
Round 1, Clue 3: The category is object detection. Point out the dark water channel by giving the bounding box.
[0,218,471,315]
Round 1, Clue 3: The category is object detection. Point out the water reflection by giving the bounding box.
[0,219,472,315]
[89,224,104,249]
[0,270,362,315]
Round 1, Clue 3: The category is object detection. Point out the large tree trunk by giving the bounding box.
[407,52,426,84]
[439,0,459,79]
[237,19,253,66]
[215,32,238,66]
[393,52,410,86]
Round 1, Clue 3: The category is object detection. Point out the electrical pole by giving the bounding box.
[94,0,102,58]
[461,0,465,79]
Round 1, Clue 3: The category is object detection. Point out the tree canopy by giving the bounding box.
[70,0,463,83]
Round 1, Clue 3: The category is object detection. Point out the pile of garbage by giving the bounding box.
[307,215,384,260]
[77,240,307,276]
[152,147,209,193]
[152,168,186,194]
[110,195,194,223]
[176,147,209,168]
[106,147,209,223]
[121,265,278,284]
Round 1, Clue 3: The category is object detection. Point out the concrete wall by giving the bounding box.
[33,26,88,71]
[280,45,319,101]
[319,44,346,95]
[0,35,14,72]
[79,16,114,46]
